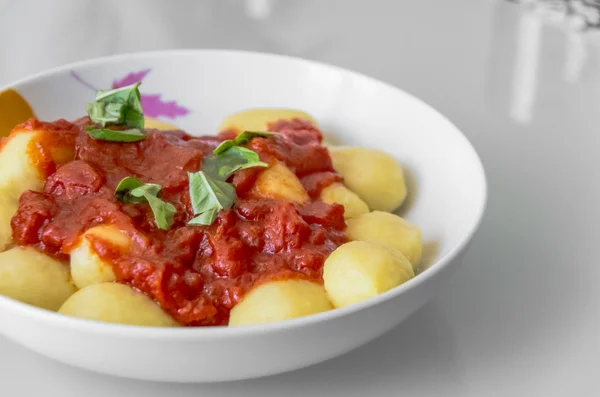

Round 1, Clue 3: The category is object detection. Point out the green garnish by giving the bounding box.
[187,171,236,226]
[187,134,272,226]
[213,130,276,155]
[85,128,146,142]
[85,83,146,142]
[203,146,268,181]
[115,177,176,230]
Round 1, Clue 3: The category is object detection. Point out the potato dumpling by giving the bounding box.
[58,282,179,327]
[346,211,423,268]
[229,279,333,326]
[0,247,76,311]
[0,89,35,138]
[329,147,407,213]
[70,225,130,289]
[0,194,18,251]
[320,182,369,219]
[0,131,45,200]
[323,241,414,308]
[144,117,178,131]
[250,161,310,204]
[218,108,317,135]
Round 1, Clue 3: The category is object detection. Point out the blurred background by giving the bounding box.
[1,1,599,396]
[4,0,600,126]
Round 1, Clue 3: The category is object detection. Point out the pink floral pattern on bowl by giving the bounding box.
[71,69,189,119]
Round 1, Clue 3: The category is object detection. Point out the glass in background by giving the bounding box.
[487,0,600,124]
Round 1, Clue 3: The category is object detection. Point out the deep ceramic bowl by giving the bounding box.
[0,50,486,382]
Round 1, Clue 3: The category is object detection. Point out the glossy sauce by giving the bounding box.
[10,118,346,326]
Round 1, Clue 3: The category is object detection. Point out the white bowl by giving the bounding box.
[0,50,487,382]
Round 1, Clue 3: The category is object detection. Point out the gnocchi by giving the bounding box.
[346,211,423,268]
[323,241,415,308]
[329,147,408,213]
[0,89,35,138]
[319,182,369,219]
[0,247,77,311]
[0,131,45,200]
[0,193,18,251]
[70,225,130,289]
[218,108,318,135]
[0,123,74,201]
[58,282,180,327]
[229,279,332,326]
[250,161,310,204]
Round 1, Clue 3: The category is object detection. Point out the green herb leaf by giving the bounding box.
[115,176,144,201]
[213,130,276,155]
[144,194,177,230]
[114,176,176,230]
[188,208,220,226]
[85,102,126,126]
[95,83,141,103]
[129,183,163,199]
[188,137,270,226]
[222,146,261,162]
[85,127,146,142]
[188,171,236,212]
[203,146,268,180]
[85,82,146,142]
[89,83,144,128]
[187,171,236,225]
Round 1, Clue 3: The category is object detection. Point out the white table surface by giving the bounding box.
[1,0,599,396]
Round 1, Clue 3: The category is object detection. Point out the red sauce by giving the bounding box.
[10,118,346,326]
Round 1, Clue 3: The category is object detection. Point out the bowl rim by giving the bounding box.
[0,49,488,339]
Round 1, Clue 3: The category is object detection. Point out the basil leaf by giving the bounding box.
[222,146,261,162]
[145,194,177,230]
[114,176,176,230]
[85,127,146,142]
[213,130,276,155]
[95,83,141,102]
[219,160,268,180]
[86,102,126,126]
[188,171,236,215]
[115,176,144,202]
[203,146,268,180]
[123,107,145,130]
[212,140,236,155]
[86,82,146,141]
[129,183,162,199]
[187,171,236,226]
[89,83,144,127]
[189,142,269,226]
[188,208,220,226]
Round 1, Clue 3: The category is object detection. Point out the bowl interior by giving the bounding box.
[6,49,485,278]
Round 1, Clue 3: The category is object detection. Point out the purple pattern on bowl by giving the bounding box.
[112,69,151,88]
[139,94,189,118]
[71,69,190,119]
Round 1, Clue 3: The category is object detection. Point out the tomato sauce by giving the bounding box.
[10,118,346,326]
